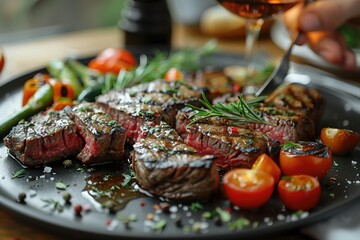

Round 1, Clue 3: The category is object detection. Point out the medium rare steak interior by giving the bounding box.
[131,121,219,201]
[4,103,126,166]
[66,102,126,164]
[4,110,84,166]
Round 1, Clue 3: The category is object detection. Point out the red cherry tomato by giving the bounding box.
[320,128,360,155]
[279,141,332,179]
[252,153,281,183]
[223,169,275,209]
[278,175,321,211]
[88,48,137,74]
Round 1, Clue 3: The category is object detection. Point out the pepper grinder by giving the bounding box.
[119,0,172,51]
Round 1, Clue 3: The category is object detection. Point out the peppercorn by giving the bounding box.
[18,192,26,203]
[62,192,72,204]
[63,159,73,168]
[73,204,82,216]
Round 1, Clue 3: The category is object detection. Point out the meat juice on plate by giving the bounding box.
[217,0,302,19]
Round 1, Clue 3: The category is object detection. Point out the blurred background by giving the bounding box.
[0,0,220,43]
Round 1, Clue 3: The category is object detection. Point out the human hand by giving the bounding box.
[284,0,360,70]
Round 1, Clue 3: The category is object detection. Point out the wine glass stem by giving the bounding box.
[244,19,264,77]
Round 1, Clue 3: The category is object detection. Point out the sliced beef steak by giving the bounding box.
[131,121,219,201]
[264,83,324,123]
[66,102,126,164]
[96,80,203,143]
[184,123,277,170]
[4,110,84,166]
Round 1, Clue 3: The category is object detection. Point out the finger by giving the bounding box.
[299,0,360,31]
[306,31,357,69]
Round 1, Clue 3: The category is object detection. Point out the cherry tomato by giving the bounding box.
[252,153,281,183]
[164,67,184,82]
[278,175,321,211]
[88,48,137,74]
[320,128,360,155]
[223,169,275,209]
[279,141,332,179]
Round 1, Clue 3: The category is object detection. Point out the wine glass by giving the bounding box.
[0,47,4,80]
[217,0,303,79]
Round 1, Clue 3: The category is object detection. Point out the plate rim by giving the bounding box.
[1,53,360,239]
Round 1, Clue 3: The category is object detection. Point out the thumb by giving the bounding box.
[299,0,360,31]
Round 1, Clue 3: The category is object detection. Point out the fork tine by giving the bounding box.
[255,33,300,96]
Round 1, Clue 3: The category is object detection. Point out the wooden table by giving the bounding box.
[0,24,357,240]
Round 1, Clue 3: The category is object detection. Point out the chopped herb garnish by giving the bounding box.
[281,140,302,150]
[117,213,137,223]
[122,173,133,187]
[151,219,167,232]
[76,167,85,173]
[11,169,26,179]
[190,202,203,211]
[215,207,231,223]
[55,181,67,190]
[228,217,251,230]
[202,210,218,219]
[42,198,64,212]
[186,93,267,126]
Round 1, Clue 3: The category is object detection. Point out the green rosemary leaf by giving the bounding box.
[11,169,26,179]
[186,93,268,126]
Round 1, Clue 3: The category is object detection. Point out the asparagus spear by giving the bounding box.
[0,84,53,138]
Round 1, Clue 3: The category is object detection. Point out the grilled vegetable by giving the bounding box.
[22,73,49,106]
[47,59,83,97]
[88,48,137,74]
[0,84,53,138]
[279,141,333,179]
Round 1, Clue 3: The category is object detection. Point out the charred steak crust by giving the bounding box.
[264,83,324,123]
[66,102,126,164]
[4,110,84,166]
[96,80,203,143]
[131,121,219,201]
[184,123,272,170]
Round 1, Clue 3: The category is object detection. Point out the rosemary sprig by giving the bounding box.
[11,169,26,179]
[113,40,217,91]
[186,93,267,126]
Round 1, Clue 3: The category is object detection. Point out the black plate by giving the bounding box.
[1,53,360,240]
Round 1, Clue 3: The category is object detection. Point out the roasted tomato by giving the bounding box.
[88,48,137,74]
[252,153,281,183]
[279,141,332,179]
[320,128,360,155]
[278,175,321,211]
[223,169,275,209]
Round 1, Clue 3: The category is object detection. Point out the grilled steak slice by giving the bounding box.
[184,123,275,170]
[4,110,84,166]
[249,106,316,143]
[131,121,219,201]
[96,80,203,143]
[264,83,324,123]
[66,102,126,164]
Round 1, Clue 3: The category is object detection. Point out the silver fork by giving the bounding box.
[255,32,301,96]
